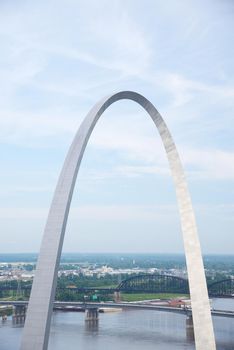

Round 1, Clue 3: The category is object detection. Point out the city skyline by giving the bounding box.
[0,0,233,254]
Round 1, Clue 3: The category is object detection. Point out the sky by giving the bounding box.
[0,0,233,254]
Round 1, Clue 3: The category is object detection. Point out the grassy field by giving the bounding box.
[120,293,189,302]
[0,292,189,303]
[0,296,25,301]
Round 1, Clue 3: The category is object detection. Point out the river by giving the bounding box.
[0,298,233,350]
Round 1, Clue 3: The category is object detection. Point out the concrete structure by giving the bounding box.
[186,314,195,341]
[2,300,234,319]
[85,308,99,322]
[12,305,27,324]
[20,91,216,350]
[114,291,121,302]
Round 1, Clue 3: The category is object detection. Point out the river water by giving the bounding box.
[0,299,233,350]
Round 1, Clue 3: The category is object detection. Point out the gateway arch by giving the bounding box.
[20,91,216,350]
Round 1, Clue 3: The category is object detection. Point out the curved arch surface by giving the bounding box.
[20,91,216,350]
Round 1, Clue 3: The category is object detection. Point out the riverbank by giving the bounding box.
[120,293,189,302]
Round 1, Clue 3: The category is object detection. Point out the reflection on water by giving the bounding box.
[0,299,233,350]
[49,310,196,350]
[85,320,99,333]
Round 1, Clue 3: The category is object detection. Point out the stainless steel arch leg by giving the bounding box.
[20,91,216,350]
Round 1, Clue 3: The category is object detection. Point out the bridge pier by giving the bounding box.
[2,314,7,321]
[85,308,99,323]
[12,305,27,324]
[114,291,121,302]
[186,315,194,341]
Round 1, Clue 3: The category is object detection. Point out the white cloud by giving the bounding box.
[0,204,176,221]
[1,203,233,224]
[0,0,233,253]
[181,148,234,180]
[115,165,169,177]
[1,106,233,181]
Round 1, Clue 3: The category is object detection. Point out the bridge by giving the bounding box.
[116,273,189,293]
[208,278,234,297]
[2,298,233,346]
[0,300,234,319]
[1,274,234,297]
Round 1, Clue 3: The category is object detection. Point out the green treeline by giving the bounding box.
[0,270,231,302]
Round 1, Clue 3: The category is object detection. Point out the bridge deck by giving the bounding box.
[0,301,233,318]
